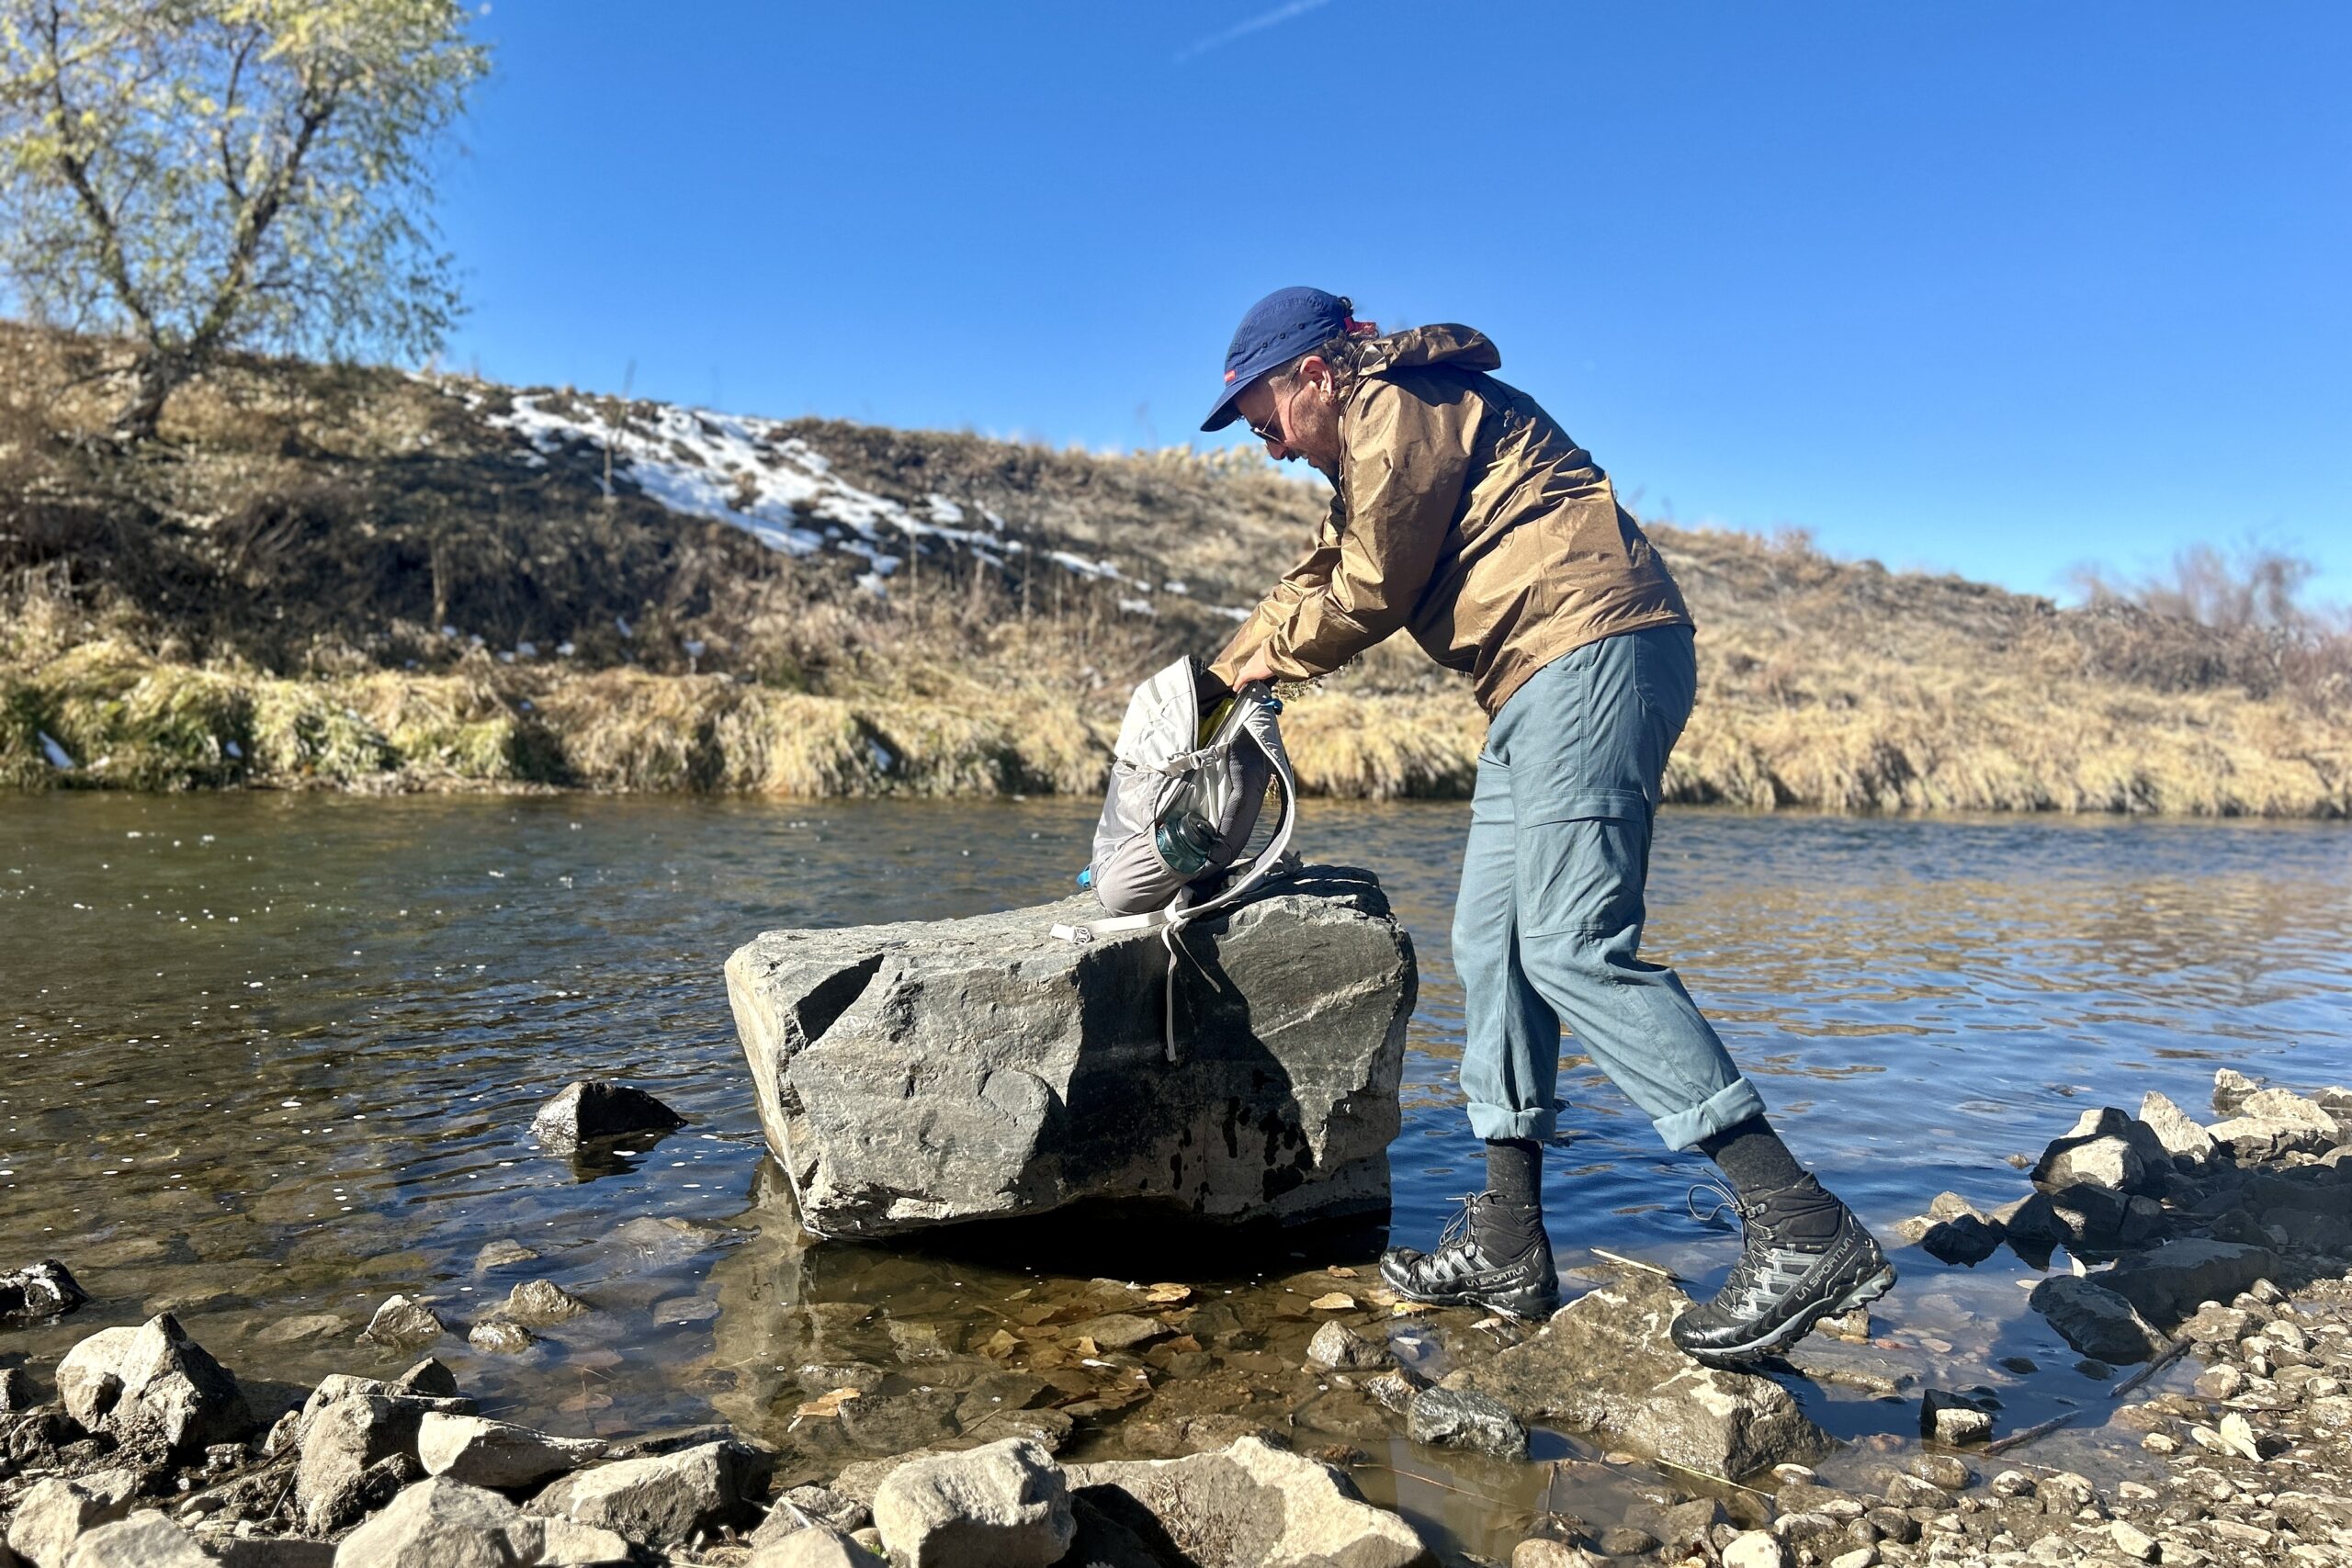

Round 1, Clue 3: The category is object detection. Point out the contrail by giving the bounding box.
[1174,0,1335,64]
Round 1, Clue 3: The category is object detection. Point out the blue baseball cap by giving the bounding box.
[1201,286,1358,433]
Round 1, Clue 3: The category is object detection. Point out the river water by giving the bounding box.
[3,795,2348,1557]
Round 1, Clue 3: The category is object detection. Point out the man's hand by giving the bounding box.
[1228,648,1278,690]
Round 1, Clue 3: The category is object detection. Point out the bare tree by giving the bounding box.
[0,0,488,440]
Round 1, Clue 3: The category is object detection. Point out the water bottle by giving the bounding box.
[1154,809,1219,877]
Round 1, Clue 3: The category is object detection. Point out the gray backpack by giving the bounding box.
[1051,657,1299,1057]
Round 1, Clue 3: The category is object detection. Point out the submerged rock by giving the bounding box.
[724,865,1413,1237]
[1406,1387,1528,1459]
[0,1260,88,1326]
[1463,1270,1832,1479]
[530,1081,686,1153]
[1067,1435,1429,1568]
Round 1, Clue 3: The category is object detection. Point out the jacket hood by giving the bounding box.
[1358,323,1501,377]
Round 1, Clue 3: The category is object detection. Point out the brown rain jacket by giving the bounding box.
[1210,325,1691,717]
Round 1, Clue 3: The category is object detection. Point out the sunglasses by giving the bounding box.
[1245,379,1295,447]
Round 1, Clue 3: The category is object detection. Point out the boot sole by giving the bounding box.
[1681,1261,1897,1368]
[1379,1259,1558,1322]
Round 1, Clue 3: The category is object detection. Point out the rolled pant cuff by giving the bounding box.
[1466,1102,1556,1142]
[1651,1077,1768,1152]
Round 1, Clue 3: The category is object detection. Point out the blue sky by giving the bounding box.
[435,2,2352,606]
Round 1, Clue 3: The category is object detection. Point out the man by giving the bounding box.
[1202,287,1894,1366]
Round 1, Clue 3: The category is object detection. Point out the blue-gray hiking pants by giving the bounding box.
[1454,624,1767,1150]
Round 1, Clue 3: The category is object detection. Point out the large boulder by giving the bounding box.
[871,1438,1074,1568]
[51,1315,252,1459]
[1463,1271,1833,1480]
[724,865,1414,1237]
[1067,1435,1430,1568]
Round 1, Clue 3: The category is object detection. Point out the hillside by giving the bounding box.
[2,325,2345,815]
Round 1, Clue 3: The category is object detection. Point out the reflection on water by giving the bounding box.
[3,795,2348,1556]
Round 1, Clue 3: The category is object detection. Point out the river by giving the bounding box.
[3,795,2348,1557]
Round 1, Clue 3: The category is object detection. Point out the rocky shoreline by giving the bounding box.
[3,1068,2349,1567]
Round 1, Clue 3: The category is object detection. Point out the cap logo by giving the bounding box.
[1223,369,1237,382]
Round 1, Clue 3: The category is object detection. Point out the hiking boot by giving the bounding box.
[1669,1176,1896,1367]
[1379,1192,1558,1320]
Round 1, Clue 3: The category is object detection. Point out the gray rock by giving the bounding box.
[416,1414,605,1491]
[503,1280,589,1326]
[1722,1531,1785,1568]
[0,1363,33,1412]
[2210,1089,2342,1160]
[1917,1213,2003,1266]
[530,1081,686,1152]
[1364,1364,1430,1414]
[1064,1314,1166,1352]
[55,1514,209,1568]
[1463,1269,1833,1478]
[8,1478,122,1568]
[2099,1240,2284,1325]
[2029,1277,2163,1362]
[1917,1390,1992,1446]
[1067,1435,1429,1568]
[1306,1320,1388,1371]
[2212,1067,2261,1113]
[51,1315,251,1459]
[298,1395,435,1534]
[2140,1091,2219,1168]
[0,1261,88,1326]
[725,865,1413,1236]
[465,1319,536,1355]
[333,1476,631,1567]
[746,1527,884,1568]
[872,1438,1073,1568]
[474,1239,540,1271]
[525,1439,768,1545]
[356,1297,444,1349]
[2031,1109,2163,1195]
[1405,1387,1528,1458]
[1909,1453,1973,1491]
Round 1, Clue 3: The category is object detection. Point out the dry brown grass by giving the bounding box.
[2,321,2343,815]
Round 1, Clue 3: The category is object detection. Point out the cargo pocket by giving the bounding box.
[1517,808,1649,939]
